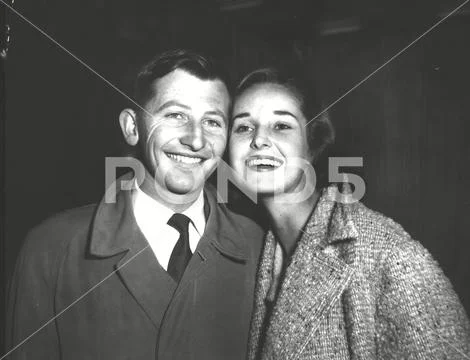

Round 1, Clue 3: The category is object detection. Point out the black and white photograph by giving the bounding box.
[1,0,469,359]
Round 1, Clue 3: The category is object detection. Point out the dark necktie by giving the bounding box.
[167,213,192,283]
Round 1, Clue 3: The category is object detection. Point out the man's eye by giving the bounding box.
[166,112,186,120]
[274,123,292,130]
[203,119,222,128]
[233,125,253,134]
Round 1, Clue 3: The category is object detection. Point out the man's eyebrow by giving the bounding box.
[154,102,226,120]
[273,110,297,119]
[232,112,250,121]
[156,101,191,112]
[205,109,227,120]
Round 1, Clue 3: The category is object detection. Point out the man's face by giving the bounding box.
[122,69,230,204]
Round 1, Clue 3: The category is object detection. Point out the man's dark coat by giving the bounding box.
[6,182,264,359]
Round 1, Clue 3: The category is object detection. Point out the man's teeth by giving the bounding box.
[247,158,282,167]
[167,153,203,164]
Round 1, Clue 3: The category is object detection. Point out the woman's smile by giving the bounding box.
[245,155,284,171]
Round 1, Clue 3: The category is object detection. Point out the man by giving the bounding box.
[5,50,264,359]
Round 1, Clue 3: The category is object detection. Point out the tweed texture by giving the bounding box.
[248,185,470,360]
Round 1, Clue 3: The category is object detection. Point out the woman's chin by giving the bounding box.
[251,183,288,198]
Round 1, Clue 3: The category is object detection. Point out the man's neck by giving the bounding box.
[138,173,202,213]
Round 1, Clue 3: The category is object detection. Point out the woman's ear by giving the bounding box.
[306,112,335,165]
[119,109,139,146]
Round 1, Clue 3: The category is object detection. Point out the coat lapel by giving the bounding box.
[89,175,176,328]
[174,184,251,297]
[254,186,358,360]
[114,233,177,328]
[263,244,354,360]
[247,232,277,360]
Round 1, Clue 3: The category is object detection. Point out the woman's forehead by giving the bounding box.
[234,83,302,111]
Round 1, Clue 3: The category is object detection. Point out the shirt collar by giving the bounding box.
[180,190,205,236]
[133,183,206,234]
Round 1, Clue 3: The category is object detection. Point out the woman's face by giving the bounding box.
[229,83,312,196]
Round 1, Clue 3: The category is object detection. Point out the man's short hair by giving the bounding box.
[134,49,230,112]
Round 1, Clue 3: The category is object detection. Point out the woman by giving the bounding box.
[228,68,470,359]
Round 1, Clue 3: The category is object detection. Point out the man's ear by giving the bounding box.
[119,109,139,146]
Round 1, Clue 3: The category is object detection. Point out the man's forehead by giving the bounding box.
[152,69,229,105]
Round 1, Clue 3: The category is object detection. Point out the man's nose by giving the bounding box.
[180,121,206,151]
[250,128,272,150]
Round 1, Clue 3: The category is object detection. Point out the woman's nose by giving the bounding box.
[180,121,206,151]
[250,128,272,150]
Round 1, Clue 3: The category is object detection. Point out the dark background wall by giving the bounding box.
[1,0,469,354]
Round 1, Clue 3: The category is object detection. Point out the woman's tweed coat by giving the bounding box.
[248,186,470,360]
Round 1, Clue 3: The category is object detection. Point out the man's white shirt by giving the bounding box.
[132,185,206,270]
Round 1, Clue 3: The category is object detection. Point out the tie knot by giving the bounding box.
[167,213,191,233]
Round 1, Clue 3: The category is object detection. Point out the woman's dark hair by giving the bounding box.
[235,67,335,186]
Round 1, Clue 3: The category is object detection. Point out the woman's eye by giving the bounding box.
[233,125,253,133]
[274,123,292,130]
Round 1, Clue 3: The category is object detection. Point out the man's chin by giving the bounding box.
[164,176,204,196]
[166,185,200,196]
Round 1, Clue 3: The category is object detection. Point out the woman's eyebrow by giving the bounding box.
[232,112,250,121]
[273,110,297,119]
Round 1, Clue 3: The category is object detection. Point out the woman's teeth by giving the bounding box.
[247,158,282,167]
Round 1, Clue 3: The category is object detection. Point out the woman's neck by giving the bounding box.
[261,188,321,257]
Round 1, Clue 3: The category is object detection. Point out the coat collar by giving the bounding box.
[248,185,358,360]
[87,173,252,328]
[89,173,249,261]
[302,184,359,246]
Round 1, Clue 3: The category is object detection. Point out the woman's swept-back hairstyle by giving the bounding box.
[235,67,335,185]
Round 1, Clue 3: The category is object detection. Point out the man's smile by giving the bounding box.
[165,152,206,165]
